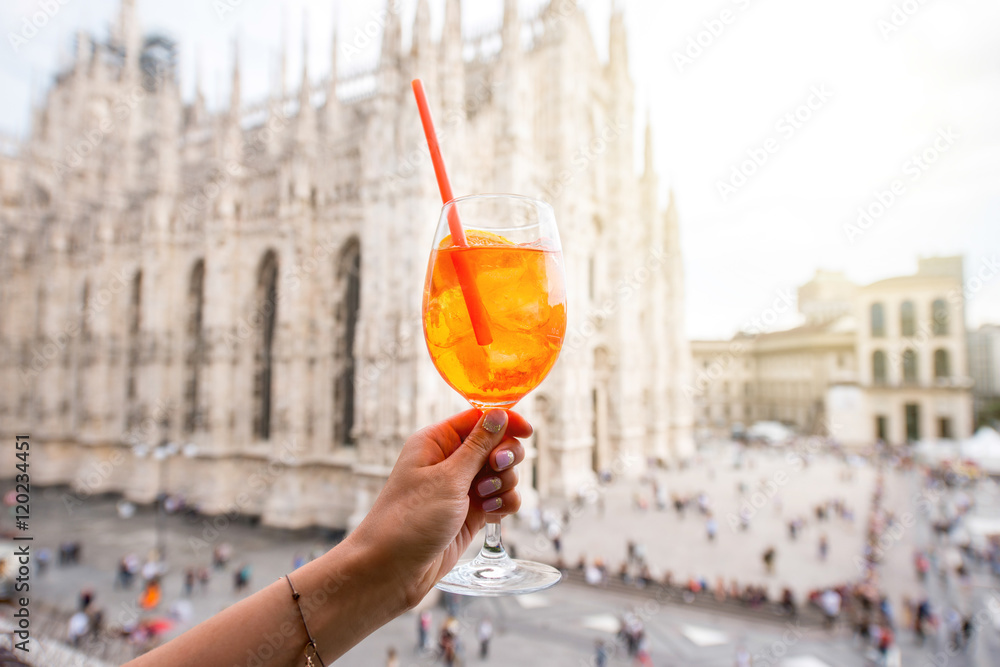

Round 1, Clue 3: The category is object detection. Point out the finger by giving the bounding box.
[481,489,521,516]
[490,437,525,472]
[505,411,533,439]
[473,468,518,499]
[441,409,485,441]
[445,409,508,482]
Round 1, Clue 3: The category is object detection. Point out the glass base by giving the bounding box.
[436,555,562,597]
[467,399,520,410]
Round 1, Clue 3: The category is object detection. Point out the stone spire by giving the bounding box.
[380,0,402,70]
[440,0,464,114]
[642,111,655,181]
[413,0,433,59]
[229,37,241,116]
[279,12,289,98]
[190,49,207,126]
[154,74,182,199]
[497,0,526,192]
[641,113,659,247]
[502,0,520,55]
[74,31,90,74]
[295,13,317,150]
[117,0,141,77]
[222,37,244,164]
[326,9,340,136]
[609,3,628,74]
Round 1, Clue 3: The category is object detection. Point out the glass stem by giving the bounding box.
[480,519,508,560]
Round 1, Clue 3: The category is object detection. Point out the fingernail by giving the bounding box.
[477,477,502,497]
[496,450,515,471]
[483,410,507,434]
[483,497,503,513]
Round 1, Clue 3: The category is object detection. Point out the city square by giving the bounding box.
[1,0,999,665]
[6,442,999,665]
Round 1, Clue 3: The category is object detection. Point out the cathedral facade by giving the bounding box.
[0,0,694,529]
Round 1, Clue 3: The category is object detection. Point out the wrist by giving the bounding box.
[335,528,414,615]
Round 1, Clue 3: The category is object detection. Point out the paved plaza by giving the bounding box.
[5,445,1000,666]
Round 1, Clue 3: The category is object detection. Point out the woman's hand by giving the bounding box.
[347,409,531,608]
[124,410,532,666]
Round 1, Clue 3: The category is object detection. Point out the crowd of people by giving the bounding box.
[406,611,496,666]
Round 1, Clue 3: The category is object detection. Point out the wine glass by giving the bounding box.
[422,194,567,595]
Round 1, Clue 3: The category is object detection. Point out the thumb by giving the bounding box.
[446,409,509,482]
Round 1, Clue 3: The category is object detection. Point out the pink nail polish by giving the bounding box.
[477,477,502,497]
[496,450,515,470]
[483,497,503,513]
[483,410,507,434]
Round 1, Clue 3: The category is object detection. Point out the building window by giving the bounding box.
[588,256,595,301]
[938,417,952,439]
[253,251,278,441]
[900,300,916,337]
[933,349,950,379]
[126,271,142,402]
[334,239,360,447]
[905,403,920,442]
[870,303,885,337]
[875,415,888,441]
[902,349,918,385]
[183,260,206,435]
[872,350,887,385]
[932,299,948,336]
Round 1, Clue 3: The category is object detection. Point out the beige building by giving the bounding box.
[969,324,1000,426]
[0,0,694,529]
[691,258,974,447]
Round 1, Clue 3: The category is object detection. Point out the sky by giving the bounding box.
[2,0,999,340]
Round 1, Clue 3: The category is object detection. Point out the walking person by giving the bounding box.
[594,640,609,667]
[478,617,493,659]
[417,610,431,651]
[820,588,842,630]
[386,647,399,667]
[762,547,776,575]
[439,620,457,667]
[68,609,89,647]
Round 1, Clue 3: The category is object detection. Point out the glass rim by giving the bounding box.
[439,193,555,234]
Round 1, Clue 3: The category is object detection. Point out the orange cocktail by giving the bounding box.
[423,231,567,408]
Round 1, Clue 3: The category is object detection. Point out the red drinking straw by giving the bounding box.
[412,79,493,346]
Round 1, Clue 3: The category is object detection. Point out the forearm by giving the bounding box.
[126,535,409,667]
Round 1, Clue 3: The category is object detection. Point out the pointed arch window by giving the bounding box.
[127,271,142,401]
[253,252,278,440]
[334,239,360,447]
[183,260,206,434]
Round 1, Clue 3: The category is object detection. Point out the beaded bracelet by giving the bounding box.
[284,574,325,667]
